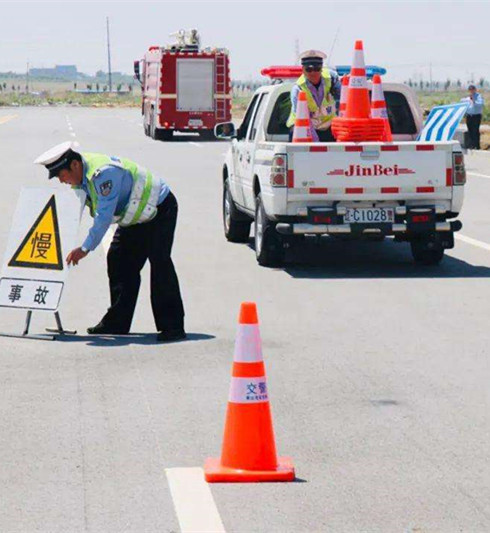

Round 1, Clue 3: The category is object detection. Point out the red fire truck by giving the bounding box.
[134,29,231,141]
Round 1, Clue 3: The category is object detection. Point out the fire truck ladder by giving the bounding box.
[215,55,228,121]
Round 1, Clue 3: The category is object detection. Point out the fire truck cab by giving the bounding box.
[134,29,231,141]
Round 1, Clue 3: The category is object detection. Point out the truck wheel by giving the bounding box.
[223,180,251,243]
[410,237,445,265]
[254,193,284,267]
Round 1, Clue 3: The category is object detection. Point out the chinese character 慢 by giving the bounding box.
[8,284,23,303]
[258,382,267,395]
[34,285,49,305]
[30,232,52,259]
[246,383,257,395]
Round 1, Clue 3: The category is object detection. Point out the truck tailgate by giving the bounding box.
[287,142,455,202]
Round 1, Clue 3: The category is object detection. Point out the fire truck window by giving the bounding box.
[249,94,270,141]
[237,94,260,140]
[267,92,292,136]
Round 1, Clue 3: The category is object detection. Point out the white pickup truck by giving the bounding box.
[216,80,465,266]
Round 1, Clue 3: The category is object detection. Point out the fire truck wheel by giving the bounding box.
[410,236,445,265]
[254,193,284,267]
[223,180,251,243]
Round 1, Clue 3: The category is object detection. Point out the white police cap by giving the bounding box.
[34,141,79,179]
[299,50,327,65]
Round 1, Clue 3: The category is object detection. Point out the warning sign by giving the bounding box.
[8,196,63,270]
[0,188,85,311]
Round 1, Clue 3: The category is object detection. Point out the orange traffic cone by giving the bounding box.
[339,75,350,117]
[371,74,393,142]
[204,302,295,482]
[345,40,371,119]
[292,91,313,142]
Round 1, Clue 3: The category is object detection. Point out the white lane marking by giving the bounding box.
[189,142,202,148]
[467,171,490,180]
[456,233,490,252]
[165,467,226,533]
[102,225,116,255]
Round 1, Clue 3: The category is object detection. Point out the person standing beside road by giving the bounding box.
[286,50,341,142]
[462,84,485,149]
[34,142,186,342]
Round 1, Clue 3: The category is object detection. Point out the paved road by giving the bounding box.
[0,107,489,533]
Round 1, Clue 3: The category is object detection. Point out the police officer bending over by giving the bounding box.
[287,50,341,142]
[35,142,185,342]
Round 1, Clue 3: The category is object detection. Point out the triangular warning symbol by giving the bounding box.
[8,195,63,270]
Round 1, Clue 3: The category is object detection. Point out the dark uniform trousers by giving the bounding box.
[466,114,482,150]
[100,191,184,333]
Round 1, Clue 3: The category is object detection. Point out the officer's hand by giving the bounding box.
[67,247,88,266]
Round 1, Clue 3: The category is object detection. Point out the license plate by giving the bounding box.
[188,119,203,127]
[344,208,394,224]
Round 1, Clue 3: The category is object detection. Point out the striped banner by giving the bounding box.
[417,102,469,142]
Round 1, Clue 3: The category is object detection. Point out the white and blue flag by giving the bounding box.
[417,102,469,142]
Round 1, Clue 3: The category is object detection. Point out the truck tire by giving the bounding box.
[223,180,251,243]
[410,237,445,265]
[150,110,172,141]
[254,193,284,267]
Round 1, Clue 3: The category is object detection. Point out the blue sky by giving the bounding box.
[1,1,489,83]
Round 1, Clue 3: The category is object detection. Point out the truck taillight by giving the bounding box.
[270,154,287,187]
[452,152,466,185]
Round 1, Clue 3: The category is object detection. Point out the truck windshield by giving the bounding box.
[267,90,417,136]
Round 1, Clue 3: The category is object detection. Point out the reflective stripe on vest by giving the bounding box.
[81,153,160,226]
[286,69,335,129]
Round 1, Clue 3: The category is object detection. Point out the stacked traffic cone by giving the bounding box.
[204,302,295,482]
[292,91,313,142]
[371,74,393,142]
[339,75,349,117]
[331,40,385,142]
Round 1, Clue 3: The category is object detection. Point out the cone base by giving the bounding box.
[204,456,295,483]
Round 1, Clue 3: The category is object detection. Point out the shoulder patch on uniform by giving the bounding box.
[99,180,113,196]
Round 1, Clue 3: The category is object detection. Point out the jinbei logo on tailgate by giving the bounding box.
[327,165,415,177]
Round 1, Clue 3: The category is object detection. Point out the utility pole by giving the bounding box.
[26,61,29,94]
[429,62,433,92]
[294,38,300,65]
[106,17,112,93]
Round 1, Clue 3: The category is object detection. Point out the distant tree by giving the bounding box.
[11,84,15,91]
[95,70,105,78]
[128,84,133,92]
[86,83,92,91]
[17,85,20,91]
[96,82,100,92]
[434,81,440,89]
[479,77,485,88]
[456,79,462,88]
[0,85,2,93]
[425,81,430,89]
[444,79,451,91]
[103,85,107,92]
[73,82,77,90]
[116,83,122,92]
[419,80,424,91]
[2,82,6,90]
[408,79,413,88]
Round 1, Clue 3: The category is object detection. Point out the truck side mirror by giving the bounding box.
[133,60,141,83]
[214,122,236,139]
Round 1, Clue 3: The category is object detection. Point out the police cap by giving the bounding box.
[299,50,327,67]
[34,141,79,179]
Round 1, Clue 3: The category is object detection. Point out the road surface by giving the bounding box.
[0,107,489,532]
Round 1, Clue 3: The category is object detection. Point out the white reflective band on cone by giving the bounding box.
[372,107,388,119]
[229,376,268,404]
[349,76,367,89]
[234,324,263,362]
[352,49,366,69]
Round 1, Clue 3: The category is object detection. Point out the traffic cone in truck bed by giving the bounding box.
[339,75,349,117]
[292,91,313,142]
[204,302,295,482]
[371,74,393,142]
[331,40,385,142]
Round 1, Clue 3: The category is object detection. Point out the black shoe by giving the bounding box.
[157,329,187,342]
[87,323,129,335]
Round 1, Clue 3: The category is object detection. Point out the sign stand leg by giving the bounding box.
[45,311,77,336]
[0,310,56,341]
